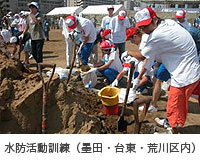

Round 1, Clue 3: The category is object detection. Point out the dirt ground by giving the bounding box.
[0,29,199,134]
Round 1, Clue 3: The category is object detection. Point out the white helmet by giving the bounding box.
[10,36,17,43]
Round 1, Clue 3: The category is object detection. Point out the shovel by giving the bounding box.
[117,62,135,132]
[38,63,56,134]
[66,41,78,84]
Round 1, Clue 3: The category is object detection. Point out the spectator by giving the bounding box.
[193,16,200,28]
[109,10,130,58]
[43,15,50,41]
[22,1,45,63]
[101,5,114,29]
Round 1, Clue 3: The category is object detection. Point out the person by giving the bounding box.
[193,16,200,28]
[65,15,96,67]
[18,11,27,32]
[179,22,200,61]
[101,5,114,30]
[9,32,31,64]
[43,15,50,41]
[130,7,200,133]
[109,10,130,58]
[112,27,153,94]
[11,14,20,35]
[91,40,123,84]
[175,9,191,28]
[21,2,45,63]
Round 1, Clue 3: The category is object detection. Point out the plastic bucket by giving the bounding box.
[103,104,119,115]
[98,86,120,106]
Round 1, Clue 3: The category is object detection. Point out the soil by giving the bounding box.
[0,29,199,134]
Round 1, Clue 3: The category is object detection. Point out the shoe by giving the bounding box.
[154,128,173,134]
[148,104,158,112]
[29,55,33,59]
[138,104,158,113]
[154,117,171,129]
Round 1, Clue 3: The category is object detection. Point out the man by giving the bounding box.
[101,5,114,30]
[109,10,130,58]
[65,15,96,67]
[43,15,50,41]
[175,9,191,28]
[130,7,200,133]
[21,1,45,63]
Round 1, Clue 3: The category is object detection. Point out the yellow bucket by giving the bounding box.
[98,86,120,106]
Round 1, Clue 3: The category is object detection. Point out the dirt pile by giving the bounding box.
[0,53,115,134]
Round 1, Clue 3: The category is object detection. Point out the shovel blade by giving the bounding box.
[117,117,128,132]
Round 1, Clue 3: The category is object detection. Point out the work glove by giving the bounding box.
[87,67,97,73]
[132,78,140,91]
[111,79,118,87]
[19,33,24,40]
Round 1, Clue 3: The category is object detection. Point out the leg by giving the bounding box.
[36,39,44,63]
[80,43,93,65]
[117,42,125,59]
[65,38,74,68]
[31,40,38,63]
[99,68,119,83]
[151,79,162,107]
[167,80,199,133]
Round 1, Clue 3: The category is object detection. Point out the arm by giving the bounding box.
[115,70,126,81]
[128,51,145,61]
[97,59,113,71]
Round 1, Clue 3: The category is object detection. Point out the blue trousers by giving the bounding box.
[80,43,94,65]
[114,42,125,59]
[99,68,119,83]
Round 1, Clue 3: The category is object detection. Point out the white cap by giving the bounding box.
[107,5,114,10]
[10,36,18,43]
[28,2,39,9]
[118,10,127,20]
[175,9,186,18]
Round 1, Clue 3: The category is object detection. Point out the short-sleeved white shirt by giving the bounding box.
[141,19,200,87]
[103,51,123,73]
[77,17,97,43]
[109,16,130,43]
[101,16,113,29]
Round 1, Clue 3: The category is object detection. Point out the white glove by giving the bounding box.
[19,33,24,40]
[111,79,118,87]
[132,78,140,90]
[87,68,97,73]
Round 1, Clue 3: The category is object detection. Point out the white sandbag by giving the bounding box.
[119,88,137,104]
[81,71,97,88]
[46,67,73,79]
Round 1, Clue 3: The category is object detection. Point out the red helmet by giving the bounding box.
[65,16,77,30]
[102,29,111,40]
[126,27,138,41]
[100,40,114,49]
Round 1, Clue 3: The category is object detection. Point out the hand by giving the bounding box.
[19,34,24,40]
[111,79,118,87]
[87,68,97,73]
[132,78,140,90]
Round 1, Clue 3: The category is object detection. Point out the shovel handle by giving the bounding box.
[120,62,135,117]
[66,44,78,84]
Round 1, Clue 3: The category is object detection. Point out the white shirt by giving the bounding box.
[109,16,130,43]
[101,16,113,29]
[103,51,123,73]
[141,19,200,87]
[76,17,97,43]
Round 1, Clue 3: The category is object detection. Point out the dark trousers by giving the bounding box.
[31,39,44,63]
